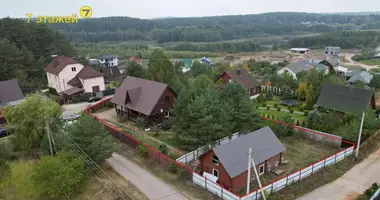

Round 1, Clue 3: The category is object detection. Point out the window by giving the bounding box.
[164,96,170,104]
[212,169,219,177]
[259,164,265,175]
[100,59,103,62]
[275,161,279,167]
[165,111,170,118]
[212,155,219,165]
[71,67,76,72]
[111,62,114,66]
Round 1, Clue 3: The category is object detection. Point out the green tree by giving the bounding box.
[369,75,380,88]
[265,89,273,100]
[281,86,293,100]
[297,82,307,101]
[147,49,175,84]
[270,114,294,137]
[33,152,86,200]
[220,83,260,133]
[305,84,315,110]
[306,110,323,130]
[335,120,361,141]
[0,161,42,200]
[64,115,116,164]
[124,61,146,78]
[189,61,212,77]
[3,94,62,152]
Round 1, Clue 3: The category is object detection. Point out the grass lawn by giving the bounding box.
[341,65,364,70]
[245,134,339,192]
[359,59,380,66]
[258,109,306,122]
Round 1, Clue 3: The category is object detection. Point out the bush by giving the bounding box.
[159,144,168,155]
[136,117,147,128]
[301,120,306,127]
[104,101,114,108]
[48,87,58,96]
[69,93,92,103]
[274,103,278,108]
[299,106,304,112]
[296,120,300,126]
[168,152,178,160]
[168,162,177,173]
[289,108,294,113]
[262,103,267,107]
[287,105,292,110]
[176,167,189,180]
[267,106,270,110]
[304,110,309,116]
[137,143,148,157]
[277,107,281,111]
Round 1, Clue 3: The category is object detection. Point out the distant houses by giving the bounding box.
[129,56,142,65]
[98,54,119,67]
[325,47,341,57]
[277,59,329,79]
[0,79,24,124]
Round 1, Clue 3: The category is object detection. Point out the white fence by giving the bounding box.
[261,86,297,97]
[193,146,355,200]
[177,132,242,164]
[370,188,380,200]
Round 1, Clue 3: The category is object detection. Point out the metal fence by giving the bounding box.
[371,189,380,200]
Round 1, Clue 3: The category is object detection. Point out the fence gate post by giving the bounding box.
[299,170,302,180]
[205,177,207,190]
[185,154,187,164]
[221,187,223,199]
[271,183,274,194]
[343,149,347,158]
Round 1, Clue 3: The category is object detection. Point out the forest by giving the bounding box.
[47,12,380,43]
[0,18,76,93]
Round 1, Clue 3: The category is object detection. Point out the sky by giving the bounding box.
[0,0,379,19]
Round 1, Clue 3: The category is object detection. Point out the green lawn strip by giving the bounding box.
[359,59,380,66]
[258,109,305,121]
[268,130,380,200]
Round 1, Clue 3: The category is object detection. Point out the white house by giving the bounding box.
[277,60,314,79]
[45,55,105,95]
[98,54,119,67]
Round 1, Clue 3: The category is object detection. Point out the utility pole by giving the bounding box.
[356,112,365,158]
[45,120,54,157]
[246,148,266,200]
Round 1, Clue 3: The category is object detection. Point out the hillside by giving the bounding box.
[47,12,380,43]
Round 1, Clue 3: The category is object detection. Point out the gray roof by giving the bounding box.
[283,60,315,74]
[348,71,373,84]
[346,70,361,78]
[0,79,24,107]
[213,126,285,178]
[316,84,374,113]
[98,54,118,59]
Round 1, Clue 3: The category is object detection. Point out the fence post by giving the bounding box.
[255,190,258,200]
[311,164,314,174]
[271,183,274,194]
[158,152,160,164]
[185,154,187,164]
[343,149,347,158]
[221,187,223,199]
[299,170,302,180]
[205,177,207,190]
[334,154,337,164]
[286,175,288,186]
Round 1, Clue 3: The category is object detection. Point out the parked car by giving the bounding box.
[0,127,7,137]
[88,96,102,102]
[61,111,80,121]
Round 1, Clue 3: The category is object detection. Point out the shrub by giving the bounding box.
[274,103,278,108]
[289,108,294,113]
[168,152,178,160]
[277,107,281,111]
[104,101,114,108]
[256,105,259,109]
[299,106,304,112]
[48,87,58,96]
[301,120,306,127]
[296,120,300,126]
[136,117,147,128]
[137,143,148,157]
[262,103,267,107]
[162,117,175,130]
[304,110,309,116]
[159,144,168,155]
[266,106,270,110]
[168,162,177,173]
[177,167,189,180]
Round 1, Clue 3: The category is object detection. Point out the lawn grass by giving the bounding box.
[342,64,364,70]
[359,59,380,66]
[245,134,339,193]
[258,109,306,122]
[152,133,182,150]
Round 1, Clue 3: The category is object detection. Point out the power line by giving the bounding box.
[48,120,134,200]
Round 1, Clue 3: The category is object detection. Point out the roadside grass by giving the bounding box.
[359,59,380,66]
[268,129,380,200]
[116,142,220,200]
[74,162,149,200]
[244,134,339,193]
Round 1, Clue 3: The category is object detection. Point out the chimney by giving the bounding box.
[237,68,241,76]
[51,55,57,58]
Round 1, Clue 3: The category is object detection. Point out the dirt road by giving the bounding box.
[107,153,189,200]
[297,148,380,200]
[343,54,378,70]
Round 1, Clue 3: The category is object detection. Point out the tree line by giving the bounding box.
[165,41,264,53]
[46,13,380,43]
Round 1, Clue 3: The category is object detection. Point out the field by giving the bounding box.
[359,59,380,66]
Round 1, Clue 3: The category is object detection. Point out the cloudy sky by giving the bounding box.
[0,0,379,19]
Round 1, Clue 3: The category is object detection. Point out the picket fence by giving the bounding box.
[192,146,355,200]
[176,132,242,164]
[370,188,380,200]
[261,85,297,97]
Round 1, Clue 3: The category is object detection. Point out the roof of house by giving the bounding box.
[212,126,286,179]
[313,63,329,72]
[348,71,373,84]
[0,79,24,107]
[75,66,103,79]
[67,77,83,87]
[224,68,261,89]
[316,84,374,113]
[62,87,84,96]
[324,58,339,67]
[200,57,213,64]
[111,76,175,116]
[183,58,193,69]
[98,54,118,59]
[283,60,314,74]
[45,56,80,75]
[290,48,310,51]
[346,70,362,78]
[129,56,141,63]
[102,66,121,80]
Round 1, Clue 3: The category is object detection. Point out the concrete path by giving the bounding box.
[107,153,189,200]
[297,148,380,200]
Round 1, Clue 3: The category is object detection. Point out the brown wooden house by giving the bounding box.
[215,68,261,98]
[111,76,176,124]
[200,126,286,192]
[0,79,25,125]
[316,84,375,118]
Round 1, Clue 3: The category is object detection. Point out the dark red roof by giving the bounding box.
[76,66,103,79]
[129,56,142,63]
[225,68,261,89]
[67,77,83,87]
[45,56,79,75]
[111,76,174,116]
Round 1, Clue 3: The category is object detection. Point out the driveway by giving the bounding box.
[297,148,380,200]
[107,153,189,200]
[62,95,113,114]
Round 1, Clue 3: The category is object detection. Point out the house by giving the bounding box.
[200,126,286,192]
[0,79,24,124]
[290,48,310,54]
[111,76,176,124]
[277,60,315,79]
[200,57,214,66]
[315,84,375,118]
[325,46,341,56]
[319,58,339,71]
[45,55,105,95]
[129,56,142,65]
[182,58,193,73]
[334,66,350,77]
[101,66,121,82]
[98,54,119,67]
[215,68,262,98]
[348,71,373,86]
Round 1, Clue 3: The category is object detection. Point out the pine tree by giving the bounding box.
[147,49,175,84]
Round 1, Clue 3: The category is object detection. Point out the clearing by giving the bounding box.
[359,58,380,66]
